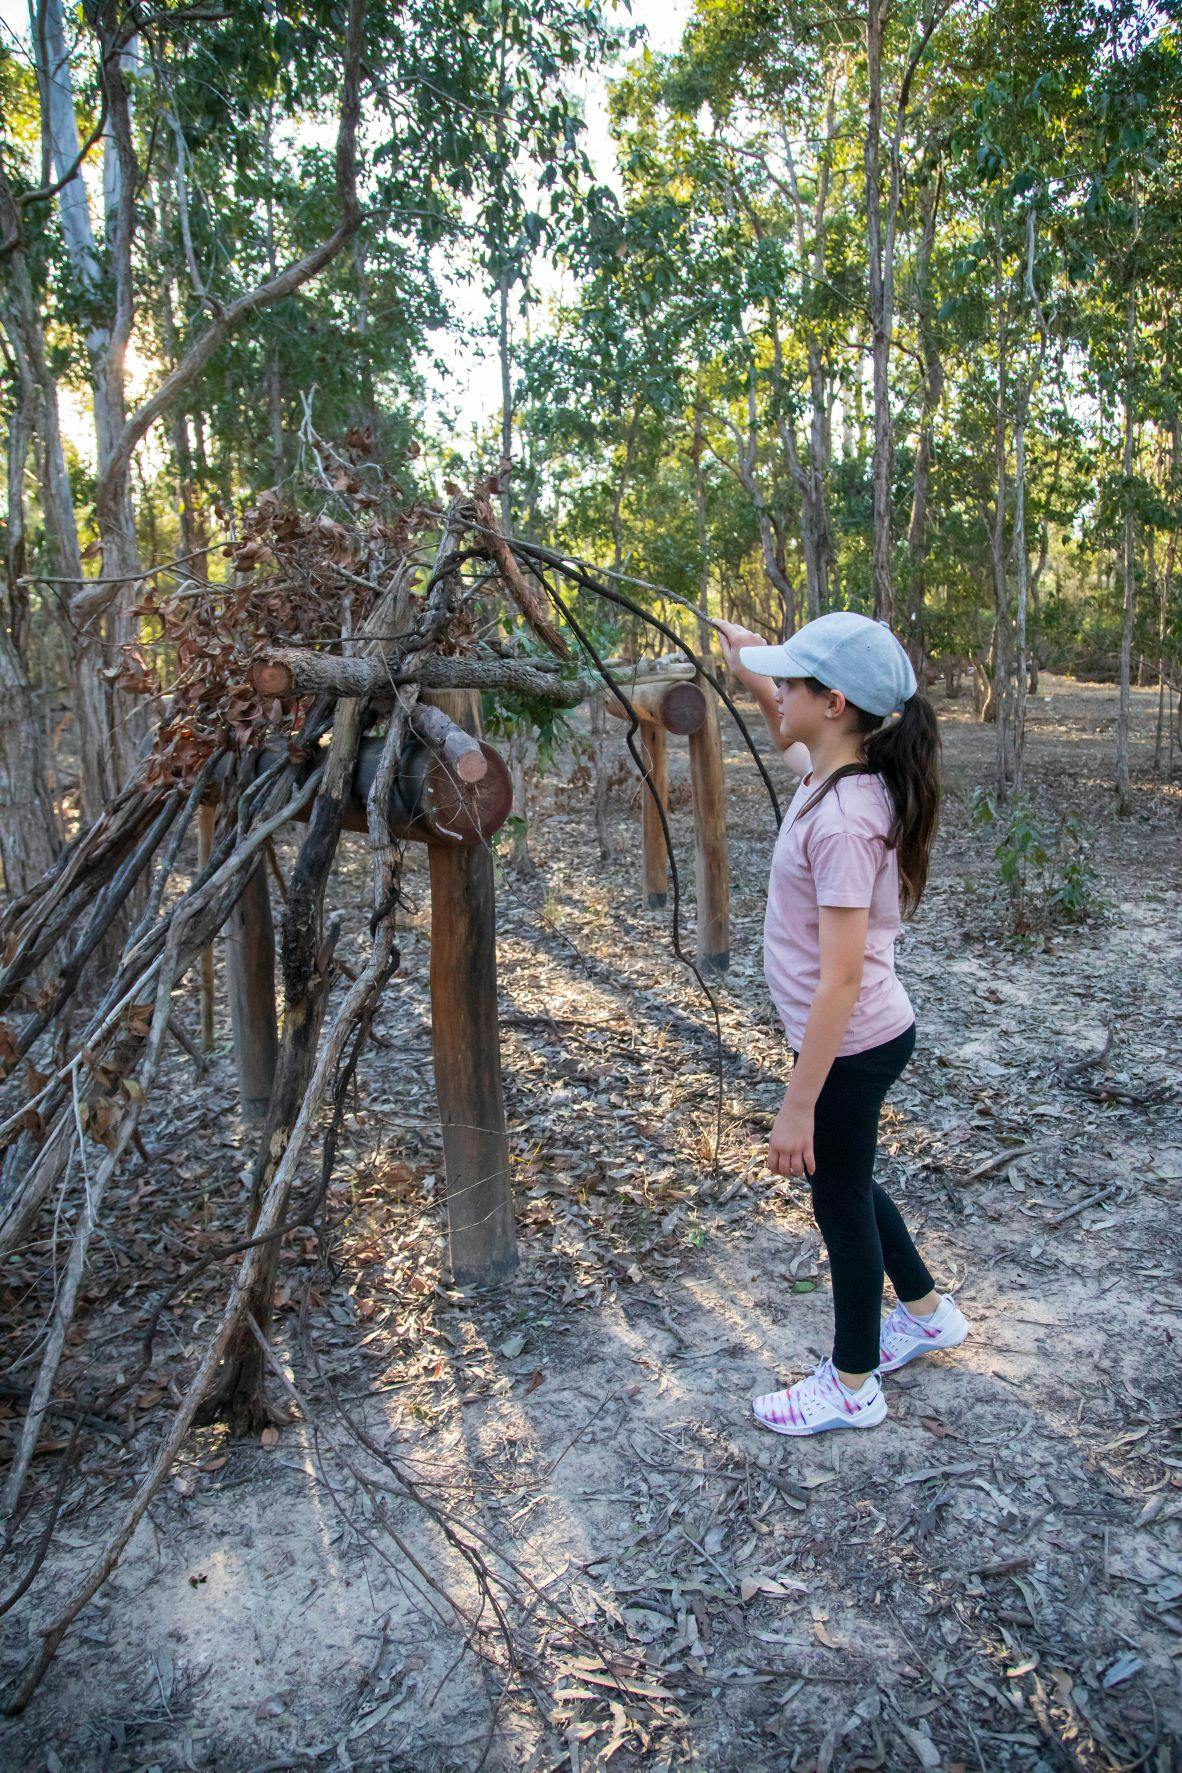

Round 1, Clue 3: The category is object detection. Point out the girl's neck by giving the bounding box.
[807,729,865,784]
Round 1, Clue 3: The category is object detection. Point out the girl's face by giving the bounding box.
[774,677,830,747]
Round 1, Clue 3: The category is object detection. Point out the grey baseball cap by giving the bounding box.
[739,612,917,718]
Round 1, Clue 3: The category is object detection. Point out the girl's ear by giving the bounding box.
[826,689,847,719]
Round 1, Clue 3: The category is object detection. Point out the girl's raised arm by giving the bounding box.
[715,621,809,771]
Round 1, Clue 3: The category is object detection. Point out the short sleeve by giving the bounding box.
[808,829,882,908]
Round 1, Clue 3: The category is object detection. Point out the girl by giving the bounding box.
[715,611,968,1436]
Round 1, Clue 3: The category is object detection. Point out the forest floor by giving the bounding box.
[2,672,1181,1773]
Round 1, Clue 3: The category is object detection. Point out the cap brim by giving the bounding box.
[738,642,813,679]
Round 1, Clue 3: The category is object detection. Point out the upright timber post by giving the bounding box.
[224,858,279,1127]
[640,721,669,909]
[687,673,730,971]
[423,688,517,1287]
[605,676,705,914]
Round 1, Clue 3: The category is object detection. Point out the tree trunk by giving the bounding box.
[773,93,838,618]
[0,632,59,896]
[498,265,513,532]
[1013,403,1031,797]
[507,731,535,875]
[988,243,1015,795]
[687,680,729,972]
[731,378,796,633]
[1154,421,1178,775]
[905,163,943,673]
[37,0,142,803]
[1115,285,1137,816]
[692,391,720,650]
[865,0,893,622]
[0,300,60,893]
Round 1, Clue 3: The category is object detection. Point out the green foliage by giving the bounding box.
[4,0,1182,736]
[970,788,1105,935]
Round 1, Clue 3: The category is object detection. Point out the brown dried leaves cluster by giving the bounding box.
[123,487,435,788]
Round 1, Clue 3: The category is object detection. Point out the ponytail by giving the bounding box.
[798,685,941,917]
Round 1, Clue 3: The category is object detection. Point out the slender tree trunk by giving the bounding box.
[353,234,379,436]
[733,376,795,632]
[498,275,513,531]
[988,242,1015,796]
[0,198,107,825]
[692,391,718,653]
[775,92,837,617]
[1154,421,1178,775]
[905,163,942,673]
[1116,285,1137,816]
[37,0,140,801]
[1,275,60,891]
[865,0,893,622]
[595,407,642,863]
[1013,403,1030,796]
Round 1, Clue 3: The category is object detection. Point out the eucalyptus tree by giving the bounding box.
[1073,6,1182,810]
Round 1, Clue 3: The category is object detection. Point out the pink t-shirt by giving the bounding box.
[763,770,914,1058]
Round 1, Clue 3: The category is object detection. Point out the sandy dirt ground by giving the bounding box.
[2,673,1180,1772]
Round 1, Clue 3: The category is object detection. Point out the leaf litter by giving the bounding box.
[0,675,1180,1771]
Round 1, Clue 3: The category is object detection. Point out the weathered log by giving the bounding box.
[423,689,516,1287]
[348,733,511,845]
[605,677,707,735]
[223,732,512,848]
[408,703,487,784]
[640,723,670,910]
[250,647,588,707]
[687,680,730,972]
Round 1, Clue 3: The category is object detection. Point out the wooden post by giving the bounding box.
[640,719,669,910]
[197,802,216,1051]
[424,690,517,1287]
[687,679,730,971]
[224,859,278,1128]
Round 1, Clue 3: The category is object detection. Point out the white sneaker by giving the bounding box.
[876,1294,969,1374]
[753,1358,888,1437]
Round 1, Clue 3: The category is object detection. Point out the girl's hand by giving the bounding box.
[768,1098,815,1179]
[714,620,770,688]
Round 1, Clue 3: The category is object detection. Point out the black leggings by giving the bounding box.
[791,1022,934,1373]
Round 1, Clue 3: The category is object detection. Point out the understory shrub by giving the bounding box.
[970,789,1104,935]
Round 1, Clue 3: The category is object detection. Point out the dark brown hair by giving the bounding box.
[797,681,941,917]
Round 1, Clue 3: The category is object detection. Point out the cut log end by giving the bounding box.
[409,703,489,785]
[659,681,708,736]
[252,662,295,699]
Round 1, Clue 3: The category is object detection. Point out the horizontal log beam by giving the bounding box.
[605,678,707,735]
[251,648,589,707]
